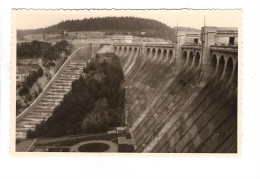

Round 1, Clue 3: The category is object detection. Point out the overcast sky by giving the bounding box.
[14,9,241,30]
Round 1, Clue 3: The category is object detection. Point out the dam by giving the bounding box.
[16,26,238,153]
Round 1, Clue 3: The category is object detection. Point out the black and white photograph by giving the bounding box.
[1,1,260,178]
[12,9,241,153]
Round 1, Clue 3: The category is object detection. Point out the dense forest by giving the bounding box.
[54,17,171,31]
[18,17,180,40]
[27,53,125,138]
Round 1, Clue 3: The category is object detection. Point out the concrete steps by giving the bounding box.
[16,60,86,139]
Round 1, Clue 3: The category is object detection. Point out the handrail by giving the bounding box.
[16,45,92,122]
[27,139,37,152]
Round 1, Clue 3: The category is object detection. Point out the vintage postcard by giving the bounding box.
[11,9,242,155]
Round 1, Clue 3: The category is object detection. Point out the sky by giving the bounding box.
[13,9,242,30]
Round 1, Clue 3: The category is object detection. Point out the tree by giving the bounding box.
[37,67,44,77]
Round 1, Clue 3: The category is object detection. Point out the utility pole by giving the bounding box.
[175,20,178,61]
[201,15,206,68]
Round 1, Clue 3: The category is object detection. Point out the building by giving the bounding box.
[201,26,238,46]
[185,33,201,45]
[111,35,133,43]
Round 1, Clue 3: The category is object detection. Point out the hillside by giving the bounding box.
[18,17,177,40]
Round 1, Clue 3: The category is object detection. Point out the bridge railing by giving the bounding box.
[181,44,201,49]
[102,43,175,47]
[210,45,238,53]
[16,45,97,123]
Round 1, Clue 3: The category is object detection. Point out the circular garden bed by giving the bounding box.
[70,140,118,152]
[78,143,110,152]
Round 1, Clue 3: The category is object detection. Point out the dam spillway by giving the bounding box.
[114,42,237,153]
[16,26,238,153]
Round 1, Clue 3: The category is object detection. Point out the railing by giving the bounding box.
[16,45,96,123]
[103,43,175,48]
[210,45,238,53]
[181,44,201,49]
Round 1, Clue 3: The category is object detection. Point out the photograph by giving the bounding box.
[13,9,241,153]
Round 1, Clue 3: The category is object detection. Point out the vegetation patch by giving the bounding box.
[28,53,125,138]
[78,143,109,152]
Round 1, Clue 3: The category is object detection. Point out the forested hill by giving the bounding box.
[18,17,175,39]
[18,17,200,40]
[53,17,172,32]
[19,17,171,32]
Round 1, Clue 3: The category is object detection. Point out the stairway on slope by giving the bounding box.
[16,62,86,139]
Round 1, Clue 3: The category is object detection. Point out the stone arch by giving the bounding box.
[157,49,162,58]
[163,49,167,58]
[194,52,200,68]
[183,51,188,66]
[146,48,151,58]
[134,47,137,51]
[152,48,156,56]
[114,46,117,50]
[218,55,225,78]
[169,50,173,61]
[129,47,132,51]
[211,54,218,75]
[123,47,127,52]
[224,57,233,81]
[119,47,122,50]
[188,51,194,67]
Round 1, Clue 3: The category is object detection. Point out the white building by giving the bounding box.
[111,35,133,43]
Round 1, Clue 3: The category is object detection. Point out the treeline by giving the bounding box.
[42,40,71,61]
[17,40,73,67]
[18,17,177,40]
[54,17,171,32]
[27,53,125,138]
[17,40,51,59]
[19,67,44,96]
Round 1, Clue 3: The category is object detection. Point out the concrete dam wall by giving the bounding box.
[16,41,237,153]
[114,44,237,153]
